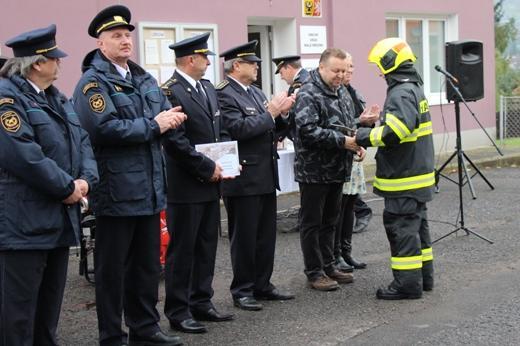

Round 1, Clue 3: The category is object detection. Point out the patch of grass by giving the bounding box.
[501,137,520,146]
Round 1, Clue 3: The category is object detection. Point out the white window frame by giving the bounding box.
[137,22,219,85]
[386,14,458,105]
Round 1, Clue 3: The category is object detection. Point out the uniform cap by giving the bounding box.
[219,40,261,62]
[271,55,300,74]
[169,32,215,58]
[88,5,135,38]
[5,24,67,58]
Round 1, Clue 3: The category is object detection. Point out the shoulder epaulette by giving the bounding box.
[216,80,229,90]
[161,77,177,90]
[161,78,177,96]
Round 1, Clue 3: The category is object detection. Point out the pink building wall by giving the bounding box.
[0,0,495,136]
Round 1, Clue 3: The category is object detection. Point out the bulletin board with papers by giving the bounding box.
[138,22,219,85]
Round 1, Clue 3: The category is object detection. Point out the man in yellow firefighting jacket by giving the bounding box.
[345,38,435,299]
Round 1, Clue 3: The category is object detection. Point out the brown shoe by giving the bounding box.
[308,275,339,291]
[327,269,354,284]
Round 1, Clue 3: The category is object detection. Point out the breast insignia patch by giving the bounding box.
[1,110,21,133]
[89,93,106,113]
[82,82,98,94]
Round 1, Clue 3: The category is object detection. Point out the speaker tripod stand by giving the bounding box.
[433,78,501,244]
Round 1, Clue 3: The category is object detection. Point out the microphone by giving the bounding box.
[434,65,459,84]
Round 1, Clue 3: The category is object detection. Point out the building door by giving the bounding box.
[248,25,273,97]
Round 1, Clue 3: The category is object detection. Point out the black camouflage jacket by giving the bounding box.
[293,68,355,183]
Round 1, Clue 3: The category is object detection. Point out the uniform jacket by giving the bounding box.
[0,75,98,250]
[161,71,226,203]
[293,68,355,184]
[216,77,286,197]
[73,50,171,216]
[279,68,310,142]
[356,72,435,202]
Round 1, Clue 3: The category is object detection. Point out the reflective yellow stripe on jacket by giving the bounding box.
[386,113,411,140]
[422,247,433,262]
[369,120,432,147]
[369,126,385,147]
[401,121,432,143]
[391,255,423,270]
[374,171,435,192]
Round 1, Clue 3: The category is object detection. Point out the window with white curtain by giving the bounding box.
[386,14,458,104]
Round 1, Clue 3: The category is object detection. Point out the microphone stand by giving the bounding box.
[433,77,494,244]
[435,77,502,199]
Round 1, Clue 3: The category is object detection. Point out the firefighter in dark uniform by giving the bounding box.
[271,55,309,142]
[161,32,233,334]
[0,25,98,345]
[216,41,295,311]
[72,5,185,346]
[346,38,435,300]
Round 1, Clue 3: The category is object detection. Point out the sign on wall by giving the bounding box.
[302,0,322,18]
[300,26,327,54]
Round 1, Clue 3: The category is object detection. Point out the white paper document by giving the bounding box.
[195,141,240,178]
[144,39,159,65]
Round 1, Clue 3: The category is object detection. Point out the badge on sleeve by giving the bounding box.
[89,93,106,113]
[82,82,98,94]
[1,110,21,132]
[0,98,15,106]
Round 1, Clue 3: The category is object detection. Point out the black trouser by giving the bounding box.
[334,194,357,259]
[354,195,372,218]
[164,201,219,322]
[299,183,343,281]
[383,197,433,295]
[0,247,69,346]
[224,193,277,298]
[95,215,161,346]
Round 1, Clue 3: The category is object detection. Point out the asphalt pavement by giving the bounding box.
[58,147,520,345]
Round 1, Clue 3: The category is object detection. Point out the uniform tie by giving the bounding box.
[196,81,210,109]
[247,87,261,109]
[196,82,207,101]
[39,91,47,102]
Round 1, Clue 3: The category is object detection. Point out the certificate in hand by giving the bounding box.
[195,141,240,177]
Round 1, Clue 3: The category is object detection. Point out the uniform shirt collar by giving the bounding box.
[293,68,303,82]
[176,68,198,89]
[112,62,130,79]
[227,75,249,92]
[26,78,42,94]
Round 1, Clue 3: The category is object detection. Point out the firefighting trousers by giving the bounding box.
[383,197,434,295]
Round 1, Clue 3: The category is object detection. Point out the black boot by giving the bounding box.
[335,256,354,273]
[376,285,422,300]
[342,240,366,269]
[344,254,367,269]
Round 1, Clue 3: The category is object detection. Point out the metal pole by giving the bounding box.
[499,95,504,145]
